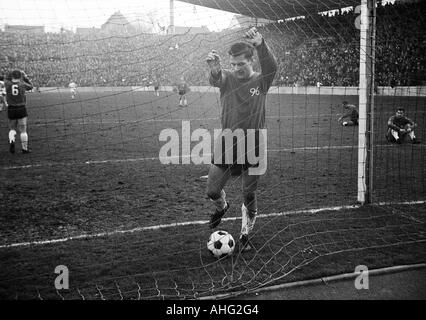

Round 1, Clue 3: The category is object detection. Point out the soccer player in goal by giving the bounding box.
[338,101,359,126]
[386,108,420,144]
[205,27,277,251]
[5,69,33,154]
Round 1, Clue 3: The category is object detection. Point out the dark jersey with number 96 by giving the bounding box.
[5,80,33,106]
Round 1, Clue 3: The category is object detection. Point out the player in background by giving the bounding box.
[0,75,7,112]
[153,78,160,96]
[176,76,189,107]
[338,101,359,126]
[69,81,77,99]
[5,69,33,154]
[206,27,277,251]
[386,108,420,144]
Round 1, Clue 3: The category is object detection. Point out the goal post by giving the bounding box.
[358,0,376,204]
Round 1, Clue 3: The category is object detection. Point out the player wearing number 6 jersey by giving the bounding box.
[205,27,277,251]
[5,69,33,154]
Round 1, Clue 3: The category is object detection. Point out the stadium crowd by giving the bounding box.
[0,1,424,88]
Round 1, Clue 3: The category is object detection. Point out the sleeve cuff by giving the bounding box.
[210,70,222,79]
[254,38,265,48]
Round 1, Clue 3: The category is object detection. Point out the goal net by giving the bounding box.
[0,0,425,299]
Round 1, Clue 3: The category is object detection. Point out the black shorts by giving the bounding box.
[154,86,159,90]
[211,132,261,176]
[179,90,186,96]
[7,105,28,120]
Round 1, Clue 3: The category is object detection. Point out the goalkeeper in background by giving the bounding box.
[386,108,420,144]
[205,27,277,251]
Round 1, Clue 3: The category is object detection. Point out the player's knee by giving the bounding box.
[206,188,221,201]
[18,125,27,133]
[243,192,256,205]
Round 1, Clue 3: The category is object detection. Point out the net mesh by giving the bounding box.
[0,0,425,299]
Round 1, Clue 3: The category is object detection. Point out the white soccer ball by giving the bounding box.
[207,230,235,258]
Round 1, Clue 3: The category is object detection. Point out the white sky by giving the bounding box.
[0,0,235,32]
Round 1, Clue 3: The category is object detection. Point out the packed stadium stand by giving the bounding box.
[0,1,424,87]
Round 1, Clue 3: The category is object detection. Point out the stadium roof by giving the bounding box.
[178,0,359,20]
[102,11,130,27]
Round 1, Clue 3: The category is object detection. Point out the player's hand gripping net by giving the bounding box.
[244,26,263,47]
[206,50,221,75]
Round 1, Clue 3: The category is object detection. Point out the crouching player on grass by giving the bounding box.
[5,69,33,154]
[205,27,277,251]
[386,108,420,144]
[338,101,359,126]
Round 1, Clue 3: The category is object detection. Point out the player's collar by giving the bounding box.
[236,71,256,82]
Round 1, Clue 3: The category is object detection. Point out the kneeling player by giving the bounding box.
[5,70,33,153]
[386,108,419,144]
[338,101,359,126]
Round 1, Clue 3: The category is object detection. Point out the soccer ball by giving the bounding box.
[207,230,235,258]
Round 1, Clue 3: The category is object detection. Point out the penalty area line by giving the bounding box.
[0,201,424,249]
[1,204,362,249]
[3,143,423,170]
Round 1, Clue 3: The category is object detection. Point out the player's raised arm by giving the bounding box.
[245,27,278,91]
[206,50,225,88]
[21,70,33,91]
[23,80,33,91]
